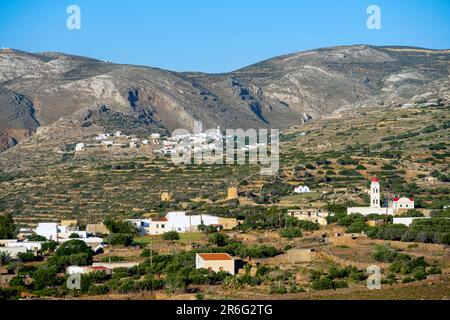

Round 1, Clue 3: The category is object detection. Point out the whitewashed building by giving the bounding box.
[347,178,394,216]
[196,253,235,275]
[166,212,220,233]
[294,185,311,193]
[75,143,85,152]
[393,217,429,227]
[347,178,415,216]
[35,223,59,241]
[392,197,415,212]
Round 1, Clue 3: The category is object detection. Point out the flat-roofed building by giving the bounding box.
[287,209,329,226]
[195,253,235,275]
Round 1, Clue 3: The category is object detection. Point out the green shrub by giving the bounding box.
[208,233,229,247]
[427,266,442,275]
[105,233,133,246]
[372,245,399,263]
[279,228,303,239]
[412,267,427,281]
[269,283,288,294]
[162,231,180,241]
[311,277,334,290]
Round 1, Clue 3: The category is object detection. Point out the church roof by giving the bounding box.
[392,197,414,202]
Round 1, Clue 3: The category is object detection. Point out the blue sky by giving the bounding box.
[0,0,449,73]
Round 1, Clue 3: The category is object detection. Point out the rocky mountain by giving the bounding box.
[0,45,449,152]
[0,86,39,152]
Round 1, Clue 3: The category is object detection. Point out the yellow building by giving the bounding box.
[161,192,173,202]
[287,209,329,226]
[86,224,110,236]
[218,218,239,230]
[61,220,78,228]
[227,187,238,200]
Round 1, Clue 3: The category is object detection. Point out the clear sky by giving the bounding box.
[0,0,449,73]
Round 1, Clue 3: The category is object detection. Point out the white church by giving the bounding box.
[347,178,415,216]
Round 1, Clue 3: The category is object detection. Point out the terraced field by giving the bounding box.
[0,104,448,227]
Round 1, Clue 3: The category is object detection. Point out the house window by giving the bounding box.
[156,224,159,228]
[161,224,165,229]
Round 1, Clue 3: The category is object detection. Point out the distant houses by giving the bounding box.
[294,185,311,194]
[34,222,87,241]
[126,212,239,236]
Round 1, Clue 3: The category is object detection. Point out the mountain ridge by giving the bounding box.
[0,44,449,152]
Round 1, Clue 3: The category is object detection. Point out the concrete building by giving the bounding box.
[288,209,329,226]
[147,218,168,235]
[196,253,235,275]
[218,218,239,230]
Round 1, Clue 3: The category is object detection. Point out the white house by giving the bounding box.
[147,218,168,235]
[294,185,310,193]
[75,143,85,152]
[195,253,235,275]
[392,197,415,212]
[165,212,220,233]
[35,223,59,241]
[126,219,151,235]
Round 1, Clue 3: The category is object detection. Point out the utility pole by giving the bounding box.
[0,257,3,288]
[150,242,153,270]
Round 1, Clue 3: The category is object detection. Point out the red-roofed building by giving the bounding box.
[196,253,236,275]
[392,197,415,213]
